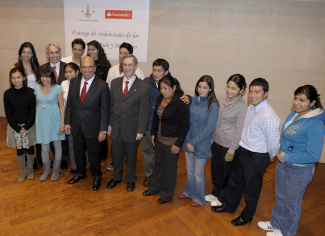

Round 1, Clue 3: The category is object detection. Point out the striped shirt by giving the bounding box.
[239,99,281,159]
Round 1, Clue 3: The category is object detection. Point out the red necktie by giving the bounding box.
[123,81,129,98]
[53,66,58,83]
[80,82,88,104]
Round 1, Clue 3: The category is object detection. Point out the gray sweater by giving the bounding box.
[213,94,247,154]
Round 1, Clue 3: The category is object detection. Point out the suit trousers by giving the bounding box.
[111,135,139,182]
[140,131,155,177]
[210,142,238,198]
[148,141,179,202]
[219,147,270,221]
[73,125,102,181]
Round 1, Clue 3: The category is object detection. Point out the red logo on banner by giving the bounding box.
[105,10,132,19]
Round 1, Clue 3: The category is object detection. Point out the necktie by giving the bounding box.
[80,82,88,104]
[53,66,58,83]
[123,81,129,98]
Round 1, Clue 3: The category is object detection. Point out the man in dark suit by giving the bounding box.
[44,43,67,85]
[65,56,110,191]
[107,55,149,192]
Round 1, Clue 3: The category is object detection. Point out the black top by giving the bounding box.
[3,86,36,133]
[94,60,111,82]
[151,93,190,148]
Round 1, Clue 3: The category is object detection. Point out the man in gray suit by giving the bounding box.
[65,56,110,191]
[107,55,149,192]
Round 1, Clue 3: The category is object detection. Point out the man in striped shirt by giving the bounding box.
[211,78,281,227]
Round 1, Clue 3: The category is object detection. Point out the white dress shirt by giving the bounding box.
[106,64,144,88]
[80,75,95,96]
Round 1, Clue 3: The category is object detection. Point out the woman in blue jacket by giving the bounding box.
[258,85,324,236]
[179,75,219,206]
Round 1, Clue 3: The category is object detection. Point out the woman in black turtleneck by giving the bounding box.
[4,66,36,182]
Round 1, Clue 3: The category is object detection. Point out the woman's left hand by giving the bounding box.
[186,143,195,152]
[171,145,180,154]
[58,126,65,135]
[277,151,286,163]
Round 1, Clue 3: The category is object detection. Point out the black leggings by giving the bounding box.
[17,146,35,156]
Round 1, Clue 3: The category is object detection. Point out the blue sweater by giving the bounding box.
[183,96,219,159]
[281,109,325,164]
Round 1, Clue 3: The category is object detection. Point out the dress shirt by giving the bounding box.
[122,75,136,92]
[106,64,144,88]
[239,99,280,158]
[50,61,60,75]
[80,75,95,96]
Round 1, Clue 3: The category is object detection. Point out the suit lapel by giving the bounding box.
[124,77,139,100]
[83,77,99,105]
[116,77,124,99]
[74,77,82,105]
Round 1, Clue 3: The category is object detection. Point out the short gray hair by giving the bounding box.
[123,54,138,66]
[46,42,61,61]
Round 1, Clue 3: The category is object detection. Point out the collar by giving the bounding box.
[81,74,95,85]
[50,61,60,68]
[250,99,267,112]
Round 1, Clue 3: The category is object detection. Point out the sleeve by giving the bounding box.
[174,102,190,148]
[23,90,36,130]
[64,80,73,125]
[228,105,247,154]
[137,85,149,134]
[283,120,325,164]
[263,115,281,159]
[4,91,22,133]
[100,83,110,132]
[135,68,144,80]
[106,67,114,88]
[189,103,218,147]
[151,97,160,137]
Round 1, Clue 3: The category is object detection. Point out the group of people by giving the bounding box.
[4,38,324,236]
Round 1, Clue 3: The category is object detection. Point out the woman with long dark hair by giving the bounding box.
[179,75,219,206]
[258,85,324,236]
[4,66,36,182]
[143,75,190,204]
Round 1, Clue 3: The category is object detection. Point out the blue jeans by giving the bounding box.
[184,152,208,205]
[271,161,314,236]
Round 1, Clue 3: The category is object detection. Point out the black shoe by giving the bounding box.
[143,176,151,186]
[231,216,252,226]
[127,182,135,192]
[211,205,227,213]
[70,169,77,175]
[60,160,68,171]
[143,190,152,196]
[157,198,168,204]
[106,179,121,189]
[33,158,38,170]
[92,180,101,191]
[68,174,86,184]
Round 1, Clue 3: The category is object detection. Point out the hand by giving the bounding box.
[98,131,106,142]
[186,143,195,152]
[171,145,180,154]
[19,128,27,134]
[151,135,155,146]
[107,126,112,136]
[277,151,285,163]
[65,125,71,135]
[224,152,234,162]
[58,126,65,135]
[136,133,143,141]
[180,95,190,104]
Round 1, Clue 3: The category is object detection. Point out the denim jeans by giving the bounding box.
[271,161,314,236]
[184,151,208,205]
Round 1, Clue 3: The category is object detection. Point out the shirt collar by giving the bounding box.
[250,99,267,112]
[50,61,60,68]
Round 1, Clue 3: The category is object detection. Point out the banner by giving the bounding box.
[64,0,149,62]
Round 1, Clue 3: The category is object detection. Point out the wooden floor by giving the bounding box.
[0,117,324,236]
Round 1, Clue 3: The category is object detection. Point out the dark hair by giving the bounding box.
[72,38,85,49]
[227,74,246,91]
[249,78,269,92]
[195,75,219,111]
[294,85,323,110]
[153,58,169,71]
[87,40,111,67]
[16,42,40,80]
[39,64,56,86]
[9,66,27,88]
[158,75,184,95]
[65,62,79,73]
[120,42,133,54]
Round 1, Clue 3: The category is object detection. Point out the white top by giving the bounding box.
[61,79,70,106]
[61,55,83,66]
[239,99,281,159]
[26,74,38,89]
[80,75,95,95]
[106,64,144,88]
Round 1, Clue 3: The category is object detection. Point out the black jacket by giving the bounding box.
[151,93,190,148]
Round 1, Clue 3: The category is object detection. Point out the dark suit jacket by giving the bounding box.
[43,61,67,85]
[110,76,149,143]
[65,76,110,139]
